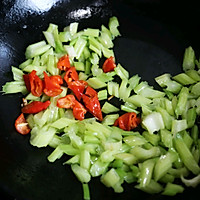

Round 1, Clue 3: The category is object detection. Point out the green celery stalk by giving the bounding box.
[114,153,138,165]
[114,63,129,80]
[102,114,119,125]
[185,69,200,81]
[11,66,24,81]
[80,149,91,170]
[171,119,187,134]
[107,81,119,98]
[182,46,195,72]
[98,89,107,100]
[90,158,109,177]
[83,28,99,37]
[174,133,200,175]
[82,183,90,200]
[108,16,121,39]
[2,81,27,95]
[173,73,196,85]
[87,77,107,89]
[102,102,119,114]
[139,158,156,187]
[74,37,87,59]
[47,145,64,162]
[162,183,184,196]
[71,164,91,183]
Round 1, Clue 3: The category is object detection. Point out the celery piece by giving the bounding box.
[171,119,187,134]
[175,87,189,116]
[156,106,173,130]
[100,150,116,163]
[186,107,197,128]
[74,37,87,59]
[90,53,99,65]
[30,125,57,147]
[128,74,141,90]
[185,69,200,81]
[142,112,164,134]
[108,16,121,39]
[40,48,54,66]
[173,73,196,85]
[155,73,182,94]
[121,104,139,114]
[119,79,132,100]
[98,32,113,49]
[160,129,173,148]
[89,44,102,57]
[83,46,91,59]
[2,81,27,95]
[114,63,129,80]
[71,164,91,183]
[59,144,79,156]
[59,31,71,43]
[154,150,178,181]
[19,58,32,70]
[182,46,195,72]
[91,64,103,77]
[159,173,175,183]
[123,135,147,147]
[107,81,119,98]
[51,117,76,129]
[183,131,193,150]
[142,131,160,146]
[33,109,50,127]
[168,167,189,178]
[130,146,160,161]
[80,150,91,170]
[90,158,109,177]
[102,46,114,58]
[139,159,156,187]
[43,31,56,47]
[164,98,174,116]
[65,22,79,36]
[191,82,200,96]
[79,72,88,81]
[102,102,119,114]
[87,77,106,89]
[135,179,163,194]
[85,59,91,75]
[127,95,152,107]
[23,65,46,76]
[162,183,184,196]
[98,89,107,101]
[102,114,119,125]
[181,174,200,188]
[63,154,80,165]
[88,36,102,52]
[83,28,99,37]
[25,41,51,59]
[47,54,59,75]
[191,125,199,143]
[26,114,35,129]
[82,183,90,200]
[114,153,138,165]
[47,146,64,162]
[74,62,85,71]
[174,133,200,175]
[11,66,24,81]
[101,168,120,188]
[98,72,116,83]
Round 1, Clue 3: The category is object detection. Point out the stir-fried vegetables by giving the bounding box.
[2,16,200,200]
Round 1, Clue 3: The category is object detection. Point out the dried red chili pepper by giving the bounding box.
[57,94,76,109]
[29,70,43,97]
[43,71,63,97]
[15,113,31,135]
[68,80,88,101]
[82,86,103,121]
[21,100,51,114]
[114,112,141,131]
[73,101,87,121]
[64,67,79,84]
[23,74,31,92]
[57,55,71,71]
[102,56,116,73]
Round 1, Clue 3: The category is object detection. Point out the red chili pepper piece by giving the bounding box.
[21,100,51,114]
[57,55,71,71]
[43,71,63,97]
[114,112,141,131]
[102,56,116,73]
[68,80,88,101]
[73,101,87,121]
[82,86,103,121]
[29,70,43,97]
[23,74,31,92]
[57,94,76,109]
[64,67,79,84]
[50,75,63,86]
[15,113,31,135]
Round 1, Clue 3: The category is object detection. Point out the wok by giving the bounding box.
[0,0,200,199]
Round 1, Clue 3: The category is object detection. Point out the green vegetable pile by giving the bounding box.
[2,17,200,199]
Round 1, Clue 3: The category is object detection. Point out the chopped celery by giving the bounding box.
[173,73,196,85]
[107,81,119,98]
[47,145,63,162]
[108,16,121,39]
[114,63,129,80]
[102,102,119,114]
[142,112,164,134]
[82,183,90,200]
[87,77,107,89]
[102,114,119,125]
[2,81,27,95]
[98,89,107,101]
[162,183,184,196]
[11,66,24,81]
[182,46,195,72]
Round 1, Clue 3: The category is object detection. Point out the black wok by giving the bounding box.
[0,0,200,199]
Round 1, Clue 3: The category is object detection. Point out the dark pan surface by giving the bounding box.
[0,0,200,199]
